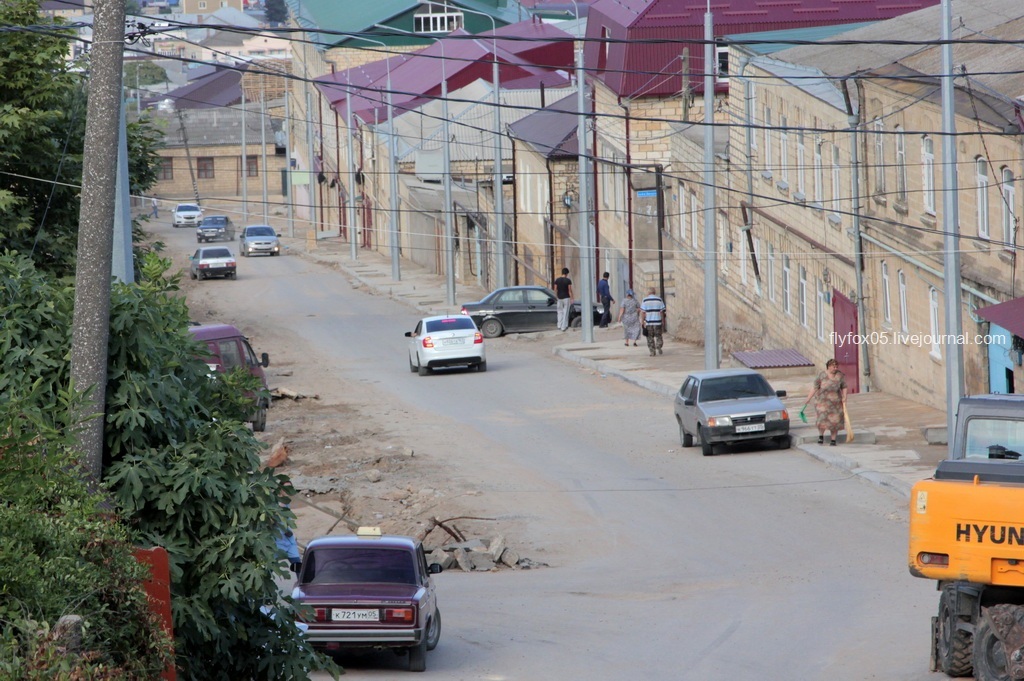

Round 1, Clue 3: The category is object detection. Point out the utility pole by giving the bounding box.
[576,45,594,343]
[70,0,126,483]
[285,92,294,238]
[241,90,248,223]
[702,5,719,369]
[177,109,200,204]
[261,76,269,224]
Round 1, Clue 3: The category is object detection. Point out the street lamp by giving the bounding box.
[376,25,455,306]
[459,6,506,289]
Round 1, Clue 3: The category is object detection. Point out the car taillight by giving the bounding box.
[383,608,415,624]
[422,336,434,348]
[297,607,327,623]
[918,552,949,566]
[315,608,328,622]
[460,307,468,315]
[474,332,483,344]
[198,263,208,269]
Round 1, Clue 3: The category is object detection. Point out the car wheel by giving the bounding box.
[679,421,693,448]
[775,435,790,450]
[240,248,246,257]
[228,272,237,280]
[190,270,197,280]
[699,426,714,456]
[425,609,441,651]
[973,611,1009,681]
[252,407,267,433]
[477,361,487,373]
[571,315,582,328]
[418,360,430,376]
[480,318,503,338]
[197,271,205,281]
[408,639,427,672]
[409,355,418,373]
[937,585,973,677]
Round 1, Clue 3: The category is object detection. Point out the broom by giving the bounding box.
[843,403,854,443]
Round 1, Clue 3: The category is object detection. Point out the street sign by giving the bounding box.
[637,189,658,198]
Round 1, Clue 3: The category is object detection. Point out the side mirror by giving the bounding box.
[776,390,787,397]
[547,299,556,306]
[261,352,270,368]
[684,398,695,406]
[276,233,282,237]
[405,331,414,337]
[428,563,443,574]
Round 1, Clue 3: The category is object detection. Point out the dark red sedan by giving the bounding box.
[291,528,444,672]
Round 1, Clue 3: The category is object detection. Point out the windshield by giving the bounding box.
[964,417,1024,460]
[302,547,416,585]
[201,216,227,226]
[177,204,200,212]
[425,317,476,332]
[246,226,275,237]
[698,374,774,402]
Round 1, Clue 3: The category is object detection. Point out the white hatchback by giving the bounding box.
[405,315,486,375]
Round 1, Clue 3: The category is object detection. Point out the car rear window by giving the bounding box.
[303,547,416,585]
[246,226,275,236]
[425,317,476,333]
[203,248,231,258]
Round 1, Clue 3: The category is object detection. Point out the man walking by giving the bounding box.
[150,197,159,219]
[597,271,614,328]
[640,287,667,356]
[553,267,573,331]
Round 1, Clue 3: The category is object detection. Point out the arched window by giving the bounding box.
[977,157,990,239]
[895,126,907,202]
[1001,167,1015,245]
[921,135,935,214]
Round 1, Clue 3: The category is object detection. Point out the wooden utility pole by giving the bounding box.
[70,0,126,483]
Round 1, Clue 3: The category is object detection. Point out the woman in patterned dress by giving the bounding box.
[617,289,642,346]
[806,358,848,446]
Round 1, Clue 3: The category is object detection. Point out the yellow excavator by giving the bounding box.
[909,394,1024,680]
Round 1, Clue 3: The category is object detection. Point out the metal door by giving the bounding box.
[831,289,860,394]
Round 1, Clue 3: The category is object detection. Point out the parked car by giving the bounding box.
[189,246,236,280]
[460,286,602,338]
[196,215,236,243]
[238,225,282,256]
[173,203,203,228]
[673,368,790,456]
[405,315,486,375]
[187,323,271,431]
[291,528,444,672]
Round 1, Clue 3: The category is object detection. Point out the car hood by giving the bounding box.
[699,396,785,416]
[293,583,421,600]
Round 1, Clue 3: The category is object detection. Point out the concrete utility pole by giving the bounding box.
[241,92,248,223]
[261,77,269,224]
[576,45,594,343]
[70,0,126,483]
[346,83,357,261]
[940,0,965,456]
[702,5,719,369]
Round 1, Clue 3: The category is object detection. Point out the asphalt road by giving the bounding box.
[166,224,940,680]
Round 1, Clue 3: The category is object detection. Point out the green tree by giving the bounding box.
[265,0,289,25]
[0,252,340,679]
[125,60,169,88]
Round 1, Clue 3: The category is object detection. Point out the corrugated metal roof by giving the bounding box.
[750,57,848,112]
[732,349,814,369]
[585,0,940,98]
[148,105,279,148]
[978,297,1024,339]
[726,21,877,55]
[508,92,581,158]
[159,66,244,110]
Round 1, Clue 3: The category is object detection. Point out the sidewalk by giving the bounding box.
[297,236,948,499]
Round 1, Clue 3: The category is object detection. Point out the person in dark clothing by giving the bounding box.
[597,272,614,328]
[553,267,573,331]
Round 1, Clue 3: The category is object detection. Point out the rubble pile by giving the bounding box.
[425,534,546,572]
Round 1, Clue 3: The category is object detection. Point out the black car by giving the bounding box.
[196,215,236,243]
[460,286,602,338]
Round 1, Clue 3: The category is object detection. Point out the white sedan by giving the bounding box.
[405,315,486,376]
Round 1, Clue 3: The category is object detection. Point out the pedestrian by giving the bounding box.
[805,358,848,446]
[150,196,159,219]
[553,267,573,331]
[617,289,642,346]
[640,287,667,356]
[597,272,614,328]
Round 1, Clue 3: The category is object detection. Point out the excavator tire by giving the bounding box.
[937,585,974,677]
[973,614,1011,681]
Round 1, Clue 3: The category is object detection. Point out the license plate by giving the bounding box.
[331,609,379,622]
[735,424,765,433]
[442,338,462,345]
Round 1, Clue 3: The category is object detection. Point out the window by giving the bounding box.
[929,287,941,358]
[798,265,807,327]
[881,261,891,325]
[922,135,935,215]
[767,244,776,301]
[831,145,841,212]
[895,126,907,202]
[690,192,699,246]
[813,138,823,205]
[1002,167,1015,246]
[197,157,214,179]
[198,0,207,8]
[598,27,611,70]
[796,131,806,197]
[898,269,908,333]
[763,107,773,175]
[977,157,990,239]
[779,116,789,187]
[718,213,728,273]
[413,2,463,33]
[677,185,687,244]
[816,279,826,340]
[740,231,748,284]
[873,118,885,194]
[716,40,729,84]
[158,157,173,180]
[245,155,258,177]
[782,255,791,314]
[749,81,757,152]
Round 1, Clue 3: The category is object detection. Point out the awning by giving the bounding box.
[977,297,1024,338]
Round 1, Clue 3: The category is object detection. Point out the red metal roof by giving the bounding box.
[585,0,941,98]
[731,349,814,369]
[978,297,1024,339]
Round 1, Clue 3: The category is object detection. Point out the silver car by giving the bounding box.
[405,315,486,375]
[239,225,281,256]
[674,368,790,456]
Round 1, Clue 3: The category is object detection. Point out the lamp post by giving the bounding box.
[377,25,455,305]
[460,6,505,289]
